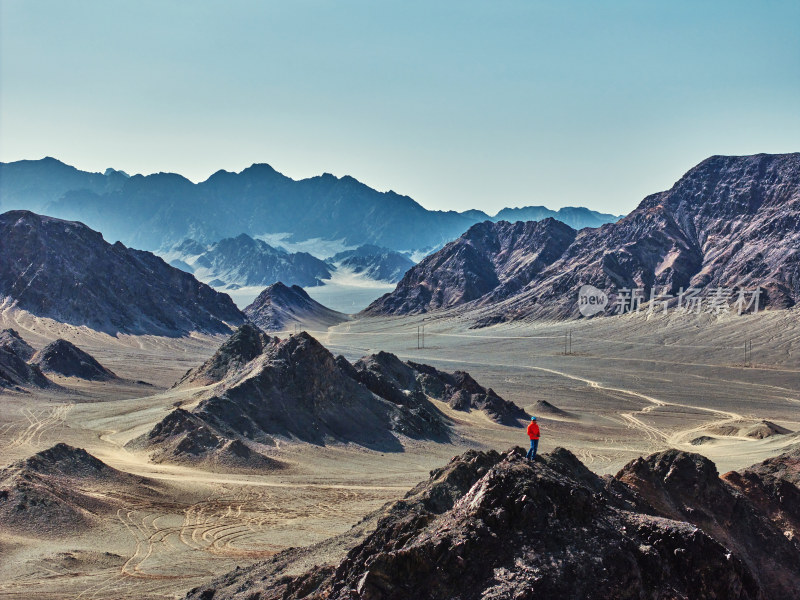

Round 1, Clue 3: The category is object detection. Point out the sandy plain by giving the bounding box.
[0,304,798,599]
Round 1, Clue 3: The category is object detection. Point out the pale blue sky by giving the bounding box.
[1,0,798,215]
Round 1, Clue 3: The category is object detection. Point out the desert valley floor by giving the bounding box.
[0,306,798,600]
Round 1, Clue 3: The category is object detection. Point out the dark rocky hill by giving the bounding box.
[366,153,800,321]
[0,444,160,537]
[244,283,349,331]
[0,346,52,390]
[30,339,117,380]
[0,328,35,360]
[142,331,454,462]
[365,218,577,316]
[0,330,53,390]
[326,245,415,283]
[186,446,800,600]
[0,210,245,335]
[175,323,276,387]
[343,351,527,425]
[166,234,332,288]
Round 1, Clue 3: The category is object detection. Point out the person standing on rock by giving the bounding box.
[526,416,540,461]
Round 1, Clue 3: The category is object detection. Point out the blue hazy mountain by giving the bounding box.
[164,233,332,288]
[491,206,621,230]
[326,244,415,283]
[0,158,620,254]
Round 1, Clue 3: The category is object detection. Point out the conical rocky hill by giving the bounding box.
[176,323,276,387]
[30,339,117,381]
[0,443,160,537]
[244,282,349,331]
[143,332,457,464]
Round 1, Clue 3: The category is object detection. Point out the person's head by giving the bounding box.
[531,416,537,421]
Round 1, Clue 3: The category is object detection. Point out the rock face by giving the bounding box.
[0,211,245,335]
[366,153,800,321]
[365,218,577,316]
[144,331,455,461]
[164,234,332,288]
[722,446,800,541]
[244,283,349,331]
[0,331,52,390]
[326,245,415,283]
[30,339,116,381]
[617,449,800,597]
[0,443,158,537]
[187,446,800,600]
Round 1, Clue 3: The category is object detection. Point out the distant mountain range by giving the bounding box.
[326,244,415,283]
[0,210,245,335]
[491,205,621,229]
[0,157,621,255]
[366,153,800,322]
[161,236,414,290]
[161,234,332,288]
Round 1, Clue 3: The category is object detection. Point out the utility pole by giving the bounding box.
[564,329,572,355]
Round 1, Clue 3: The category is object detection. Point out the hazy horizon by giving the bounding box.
[2,1,798,216]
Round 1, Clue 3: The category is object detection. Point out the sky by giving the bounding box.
[1,1,798,216]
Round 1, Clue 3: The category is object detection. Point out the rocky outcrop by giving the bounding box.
[617,449,800,597]
[244,283,349,331]
[188,446,800,600]
[722,446,800,549]
[0,210,245,335]
[366,153,800,321]
[340,351,527,426]
[30,339,116,381]
[407,360,528,425]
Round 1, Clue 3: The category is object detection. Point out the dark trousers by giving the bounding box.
[527,438,538,460]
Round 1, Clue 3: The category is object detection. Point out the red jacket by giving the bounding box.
[527,421,540,440]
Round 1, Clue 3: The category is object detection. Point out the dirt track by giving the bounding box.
[0,306,798,599]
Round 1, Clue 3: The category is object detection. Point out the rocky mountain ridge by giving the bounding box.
[163,234,332,288]
[366,153,800,321]
[0,210,245,335]
[186,445,800,600]
[0,157,619,254]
